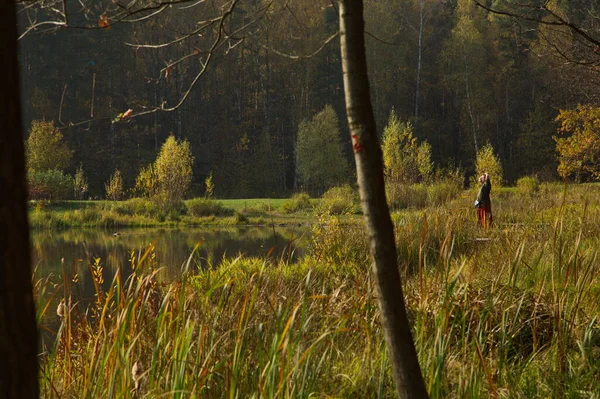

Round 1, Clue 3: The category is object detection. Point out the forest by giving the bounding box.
[17,0,600,198]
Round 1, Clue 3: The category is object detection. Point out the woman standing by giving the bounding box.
[475,173,492,227]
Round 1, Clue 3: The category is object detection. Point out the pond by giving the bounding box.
[32,226,310,291]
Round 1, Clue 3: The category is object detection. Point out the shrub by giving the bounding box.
[73,165,89,200]
[386,183,428,210]
[281,193,312,213]
[28,170,74,201]
[517,176,540,196]
[114,198,160,217]
[134,164,159,198]
[235,212,249,224]
[186,198,230,217]
[26,120,72,172]
[474,143,504,187]
[105,169,124,201]
[427,181,462,206]
[319,185,359,215]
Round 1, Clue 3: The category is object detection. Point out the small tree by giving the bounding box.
[381,110,432,184]
[105,169,124,201]
[73,165,89,200]
[204,172,215,198]
[474,143,503,187]
[154,135,194,207]
[134,164,159,198]
[296,105,349,194]
[26,120,72,172]
[555,105,600,181]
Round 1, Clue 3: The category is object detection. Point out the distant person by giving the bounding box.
[474,173,492,227]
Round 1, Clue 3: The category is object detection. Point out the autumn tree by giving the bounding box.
[26,120,72,172]
[555,105,600,181]
[155,136,194,207]
[474,143,504,187]
[381,109,432,184]
[296,105,349,195]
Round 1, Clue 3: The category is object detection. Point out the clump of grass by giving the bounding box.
[319,185,360,215]
[186,198,231,217]
[517,175,540,196]
[281,192,312,213]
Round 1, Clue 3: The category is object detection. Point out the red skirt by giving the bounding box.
[477,203,492,227]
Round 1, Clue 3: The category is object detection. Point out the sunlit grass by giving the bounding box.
[36,183,600,397]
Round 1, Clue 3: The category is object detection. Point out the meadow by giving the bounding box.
[35,183,600,398]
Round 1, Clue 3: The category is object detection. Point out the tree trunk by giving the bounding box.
[0,2,39,398]
[338,1,428,398]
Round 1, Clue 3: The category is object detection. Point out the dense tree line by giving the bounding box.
[17,0,600,198]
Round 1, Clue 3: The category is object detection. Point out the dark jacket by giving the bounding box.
[476,179,491,206]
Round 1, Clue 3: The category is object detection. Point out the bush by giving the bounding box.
[281,193,312,213]
[386,183,428,210]
[186,198,230,217]
[319,185,359,215]
[517,176,540,195]
[114,198,161,217]
[105,169,124,201]
[28,170,74,201]
[73,165,89,200]
[427,181,462,206]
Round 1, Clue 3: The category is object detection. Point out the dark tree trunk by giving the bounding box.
[0,2,39,398]
[338,1,428,398]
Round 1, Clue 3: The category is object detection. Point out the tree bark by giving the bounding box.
[0,2,39,398]
[338,1,429,398]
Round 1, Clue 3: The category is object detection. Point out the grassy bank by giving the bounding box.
[36,183,600,397]
[28,198,319,229]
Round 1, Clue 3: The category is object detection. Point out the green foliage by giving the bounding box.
[185,198,230,217]
[105,169,124,201]
[381,110,432,184]
[517,176,540,196]
[26,120,72,172]
[155,136,194,207]
[281,193,312,214]
[474,143,503,187]
[296,105,349,195]
[555,105,600,181]
[204,172,215,198]
[28,169,74,201]
[319,185,360,215]
[134,164,159,199]
[73,165,89,200]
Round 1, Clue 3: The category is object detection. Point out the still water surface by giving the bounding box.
[32,226,309,298]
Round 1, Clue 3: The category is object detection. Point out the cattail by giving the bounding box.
[57,300,66,318]
[132,361,143,394]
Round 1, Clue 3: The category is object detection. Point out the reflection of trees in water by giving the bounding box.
[32,227,309,297]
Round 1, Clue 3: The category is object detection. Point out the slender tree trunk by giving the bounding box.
[338,1,428,398]
[0,2,39,398]
[414,0,424,121]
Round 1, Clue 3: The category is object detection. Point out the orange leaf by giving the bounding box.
[98,14,110,29]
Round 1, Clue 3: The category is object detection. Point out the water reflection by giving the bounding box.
[32,226,309,298]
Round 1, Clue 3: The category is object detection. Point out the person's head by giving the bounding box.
[478,175,485,184]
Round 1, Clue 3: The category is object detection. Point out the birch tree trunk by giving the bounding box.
[0,2,39,398]
[338,1,428,398]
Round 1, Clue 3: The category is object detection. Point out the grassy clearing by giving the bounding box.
[35,183,600,397]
